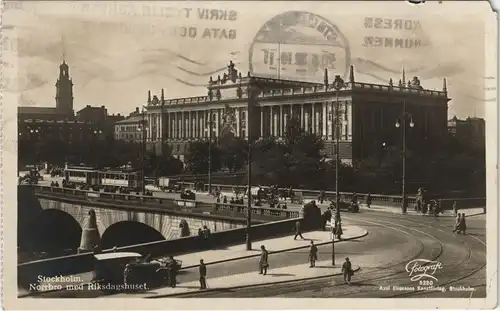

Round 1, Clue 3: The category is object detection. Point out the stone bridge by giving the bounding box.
[18,186,245,257]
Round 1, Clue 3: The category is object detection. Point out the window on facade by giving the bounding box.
[176,144,180,152]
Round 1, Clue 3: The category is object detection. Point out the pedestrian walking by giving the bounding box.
[452,214,461,233]
[123,264,131,286]
[322,208,332,231]
[167,256,177,288]
[199,259,207,289]
[319,190,325,204]
[336,221,343,240]
[366,193,372,208]
[452,201,458,216]
[259,245,269,275]
[342,257,354,285]
[459,213,467,234]
[309,241,318,268]
[294,220,304,240]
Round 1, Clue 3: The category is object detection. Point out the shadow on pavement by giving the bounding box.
[175,285,201,289]
[314,266,339,269]
[267,273,295,277]
[350,282,377,287]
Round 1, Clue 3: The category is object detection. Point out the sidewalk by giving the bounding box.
[188,189,486,218]
[177,225,367,268]
[18,225,367,297]
[359,204,485,217]
[116,260,361,298]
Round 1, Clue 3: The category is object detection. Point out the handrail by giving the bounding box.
[177,182,486,208]
[28,185,301,219]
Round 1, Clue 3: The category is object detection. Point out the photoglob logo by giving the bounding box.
[405,259,443,282]
[249,11,351,82]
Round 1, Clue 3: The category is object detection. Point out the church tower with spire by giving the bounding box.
[55,59,74,117]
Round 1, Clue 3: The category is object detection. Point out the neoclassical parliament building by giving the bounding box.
[143,62,450,165]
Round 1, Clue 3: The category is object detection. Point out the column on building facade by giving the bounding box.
[158,113,162,142]
[156,113,161,142]
[184,111,188,139]
[245,107,249,139]
[305,108,309,133]
[146,114,151,142]
[205,110,209,139]
[195,111,199,139]
[283,105,288,131]
[279,105,283,137]
[236,107,241,137]
[269,106,273,136]
[322,103,327,139]
[311,104,316,134]
[276,105,280,137]
[164,112,168,140]
[187,111,191,138]
[179,112,183,139]
[300,104,304,128]
[175,112,178,139]
[215,109,220,138]
[262,106,264,137]
[170,112,174,139]
[346,101,352,140]
[179,111,182,139]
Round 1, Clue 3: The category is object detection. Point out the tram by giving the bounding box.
[64,165,143,191]
[64,165,100,185]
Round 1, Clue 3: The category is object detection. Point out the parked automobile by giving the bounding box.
[93,252,182,292]
[329,200,359,213]
[180,189,196,200]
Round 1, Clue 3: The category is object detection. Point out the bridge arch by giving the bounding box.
[19,209,82,256]
[101,221,166,249]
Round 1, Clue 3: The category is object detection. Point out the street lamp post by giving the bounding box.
[205,109,213,195]
[139,107,147,194]
[395,100,414,214]
[246,81,259,251]
[331,75,345,266]
[93,129,103,168]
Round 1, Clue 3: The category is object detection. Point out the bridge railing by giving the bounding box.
[30,185,301,219]
[178,182,486,209]
[178,182,417,207]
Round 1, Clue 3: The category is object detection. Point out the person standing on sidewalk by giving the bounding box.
[452,201,458,216]
[342,257,353,285]
[366,193,372,208]
[309,241,318,267]
[167,256,177,288]
[459,213,467,234]
[199,259,207,289]
[294,220,304,240]
[259,245,269,275]
[452,214,461,233]
[322,208,332,231]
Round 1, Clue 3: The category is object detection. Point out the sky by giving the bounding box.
[2,1,496,119]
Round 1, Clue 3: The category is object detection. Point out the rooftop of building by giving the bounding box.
[21,119,100,125]
[448,116,485,123]
[18,106,68,115]
[115,115,143,124]
[143,62,449,110]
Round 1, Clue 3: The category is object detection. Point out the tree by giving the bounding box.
[253,137,288,185]
[251,118,327,189]
[218,133,248,172]
[184,141,222,174]
[143,144,184,177]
